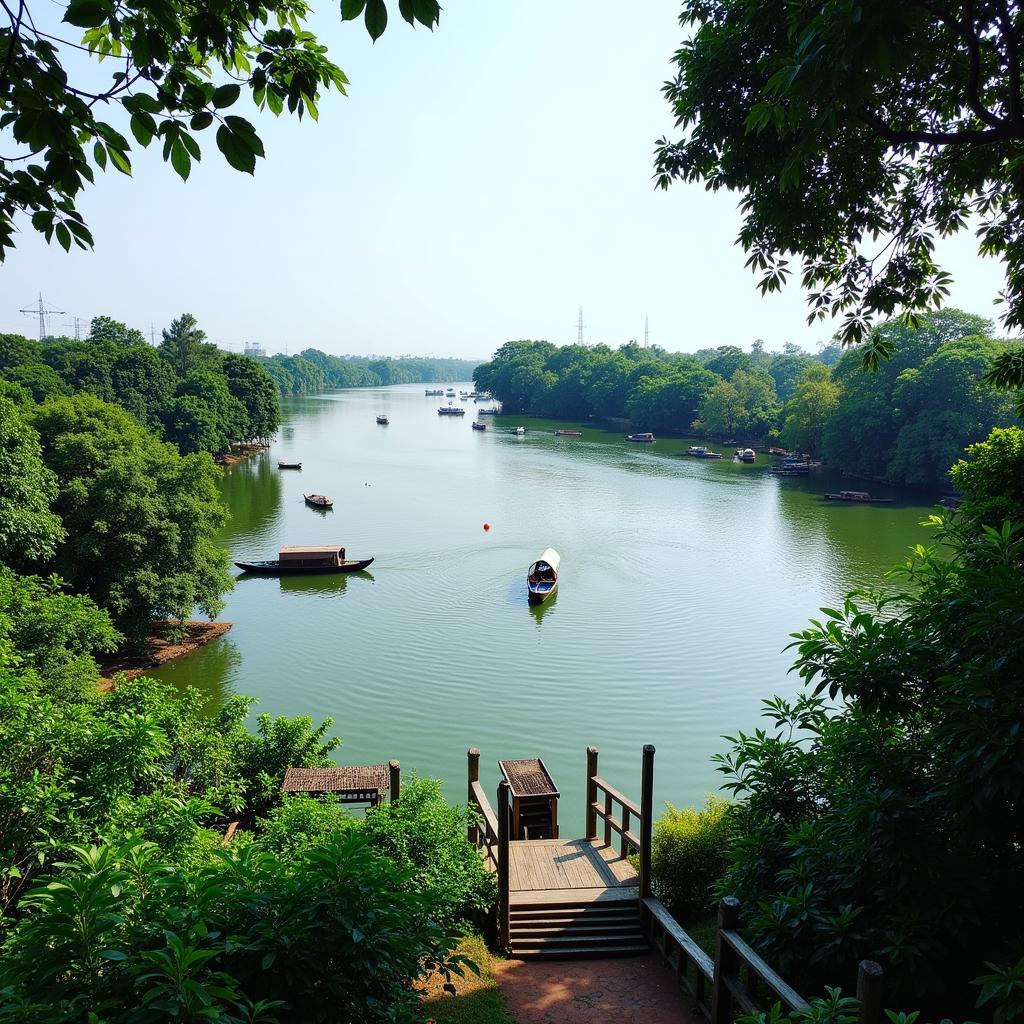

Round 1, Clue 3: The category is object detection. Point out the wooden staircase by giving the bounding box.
[508,897,648,959]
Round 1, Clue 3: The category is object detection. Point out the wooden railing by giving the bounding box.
[642,894,884,1024]
[466,748,499,872]
[585,745,655,896]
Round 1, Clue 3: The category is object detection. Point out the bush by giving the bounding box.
[0,834,469,1024]
[651,795,733,919]
[259,794,352,858]
[361,775,496,927]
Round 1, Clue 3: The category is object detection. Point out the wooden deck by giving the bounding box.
[509,838,639,905]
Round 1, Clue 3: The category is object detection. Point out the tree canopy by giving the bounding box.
[656,0,1024,356]
[0,0,439,258]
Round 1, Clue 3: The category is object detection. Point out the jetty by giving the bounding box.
[465,745,886,1023]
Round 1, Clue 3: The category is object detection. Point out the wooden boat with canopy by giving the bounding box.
[527,548,560,605]
[304,494,333,509]
[235,545,373,575]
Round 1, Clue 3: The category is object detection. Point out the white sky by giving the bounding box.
[0,0,1012,357]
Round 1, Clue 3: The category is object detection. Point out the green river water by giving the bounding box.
[151,384,935,833]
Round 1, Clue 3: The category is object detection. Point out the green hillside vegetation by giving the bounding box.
[473,310,1019,487]
[260,350,480,395]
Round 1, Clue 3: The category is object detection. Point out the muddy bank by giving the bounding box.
[99,620,233,690]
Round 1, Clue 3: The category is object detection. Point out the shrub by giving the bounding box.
[361,775,496,927]
[259,794,352,858]
[651,795,733,919]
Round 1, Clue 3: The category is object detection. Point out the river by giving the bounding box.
[150,384,934,833]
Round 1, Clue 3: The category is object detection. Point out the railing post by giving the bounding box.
[711,896,741,1024]
[497,780,511,950]
[467,748,480,845]
[639,744,655,899]
[389,760,400,803]
[586,746,598,839]
[603,789,613,847]
[856,960,884,1024]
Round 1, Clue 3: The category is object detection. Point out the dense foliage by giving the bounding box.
[261,350,481,395]
[656,0,1024,353]
[0,314,280,457]
[473,311,1018,486]
[650,796,733,920]
[26,394,232,636]
[712,510,1024,1013]
[0,593,489,1022]
[0,0,437,258]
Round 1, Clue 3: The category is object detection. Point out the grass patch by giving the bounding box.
[686,912,717,958]
[421,935,516,1024]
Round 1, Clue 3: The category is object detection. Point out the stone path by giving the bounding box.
[491,953,703,1024]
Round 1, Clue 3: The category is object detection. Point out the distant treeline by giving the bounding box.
[0,314,279,457]
[473,310,1020,487]
[259,350,480,394]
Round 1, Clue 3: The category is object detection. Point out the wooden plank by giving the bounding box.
[509,885,639,906]
[642,897,714,982]
[591,776,642,819]
[722,931,809,1011]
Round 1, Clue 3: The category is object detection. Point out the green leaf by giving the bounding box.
[212,84,241,109]
[364,0,387,40]
[340,0,367,20]
[190,111,214,131]
[63,0,112,28]
[93,140,107,169]
[170,138,191,181]
[55,222,71,251]
[130,115,153,147]
[216,125,256,174]
[106,145,131,175]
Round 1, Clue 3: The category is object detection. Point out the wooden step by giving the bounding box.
[511,924,645,939]
[510,912,639,927]
[509,939,649,960]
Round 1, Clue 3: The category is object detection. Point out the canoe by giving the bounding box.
[471,421,487,430]
[528,548,560,605]
[555,430,582,437]
[626,433,656,443]
[376,415,389,424]
[304,494,334,509]
[235,557,374,575]
[824,492,895,504]
[278,461,302,469]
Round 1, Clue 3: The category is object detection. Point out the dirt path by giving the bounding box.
[491,954,703,1024]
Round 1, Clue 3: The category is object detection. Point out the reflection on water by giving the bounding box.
[150,384,934,833]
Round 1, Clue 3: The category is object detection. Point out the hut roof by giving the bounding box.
[281,765,388,795]
[530,548,560,573]
[498,758,560,798]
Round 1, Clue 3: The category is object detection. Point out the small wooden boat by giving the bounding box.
[278,461,302,469]
[626,432,656,443]
[425,389,444,396]
[555,430,583,437]
[685,445,722,459]
[304,494,334,509]
[527,548,560,605]
[478,407,499,415]
[824,490,895,504]
[235,545,373,575]
[376,414,389,425]
[512,426,526,435]
[736,448,756,462]
[472,421,487,430]
[438,405,466,416]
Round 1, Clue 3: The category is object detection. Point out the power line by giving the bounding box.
[20,293,65,341]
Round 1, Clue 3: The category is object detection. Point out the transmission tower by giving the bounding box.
[576,306,585,345]
[644,314,649,348]
[64,316,83,340]
[20,293,65,341]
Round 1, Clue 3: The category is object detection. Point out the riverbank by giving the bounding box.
[99,620,233,689]
[216,442,270,466]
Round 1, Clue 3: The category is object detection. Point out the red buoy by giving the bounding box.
[483,523,491,532]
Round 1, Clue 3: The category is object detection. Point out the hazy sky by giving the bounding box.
[0,1,1012,358]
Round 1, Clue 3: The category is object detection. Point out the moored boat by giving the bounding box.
[278,461,302,469]
[555,430,583,437]
[425,388,444,396]
[304,494,334,509]
[472,421,487,430]
[478,407,499,415]
[438,404,466,416]
[235,545,373,575]
[512,426,526,435]
[824,490,895,504]
[527,548,560,605]
[685,445,722,458]
[626,432,656,443]
[736,448,756,462]
[376,414,389,425]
